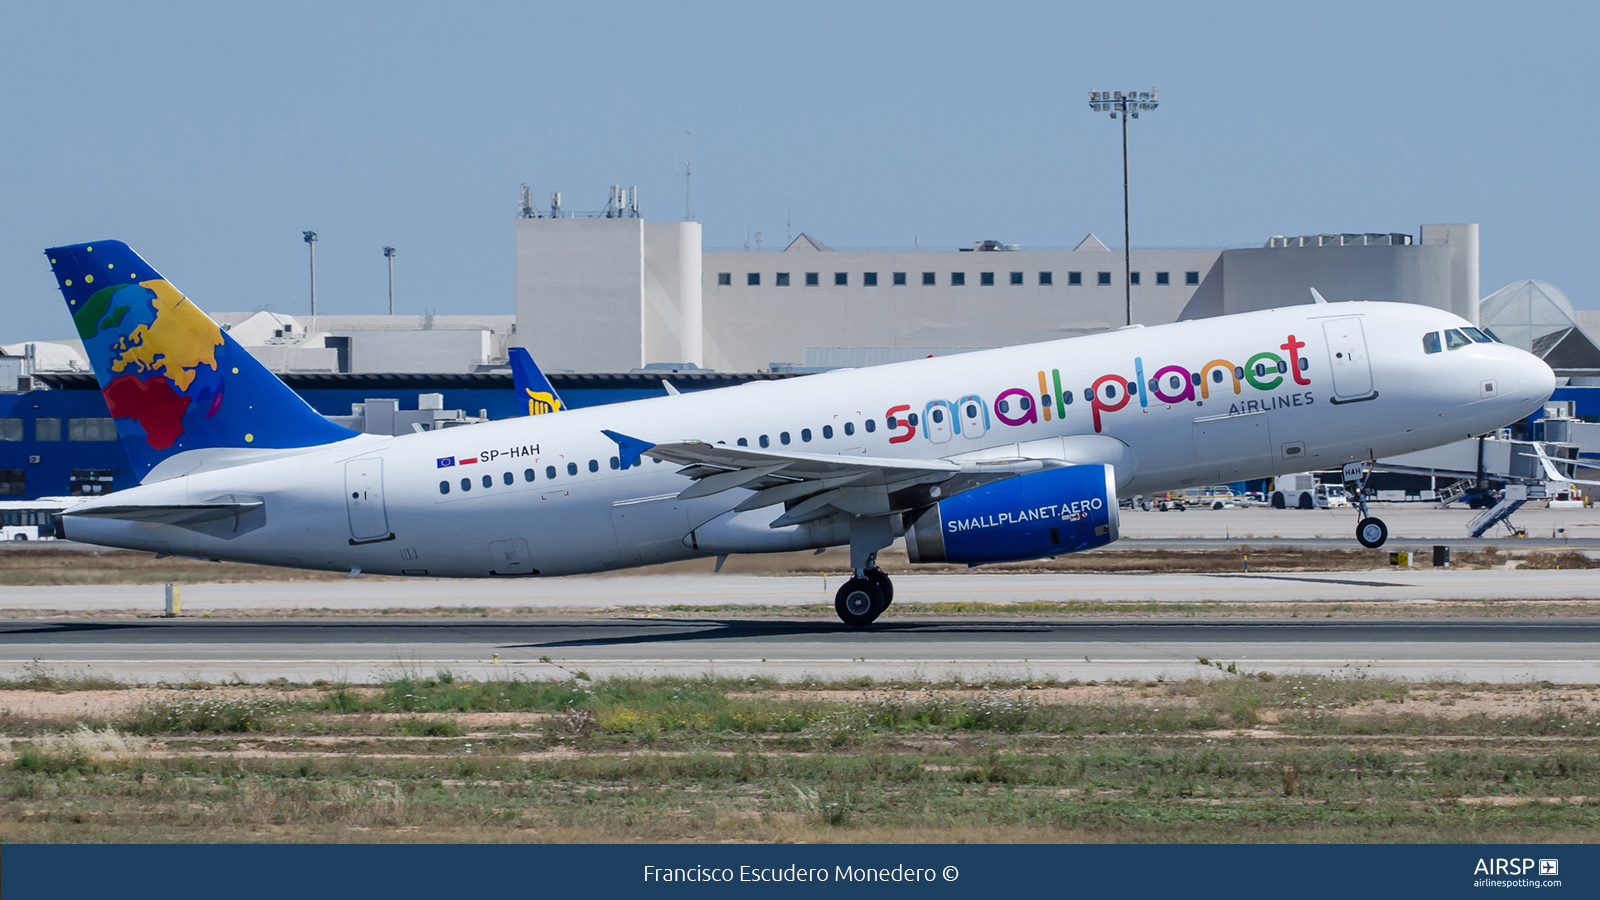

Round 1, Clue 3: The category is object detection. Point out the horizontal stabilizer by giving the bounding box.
[65,500,263,526]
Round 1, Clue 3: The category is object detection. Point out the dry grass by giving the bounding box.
[0,674,1596,843]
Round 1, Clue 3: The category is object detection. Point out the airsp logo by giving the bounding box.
[1473,858,1549,876]
[1539,859,1559,876]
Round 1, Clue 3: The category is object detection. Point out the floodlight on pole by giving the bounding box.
[1087,89,1159,327]
[383,246,396,315]
[302,231,318,317]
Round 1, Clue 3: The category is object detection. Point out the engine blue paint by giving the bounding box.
[934,465,1115,564]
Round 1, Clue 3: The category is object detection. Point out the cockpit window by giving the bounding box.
[1482,327,1504,343]
[1422,332,1442,354]
[1462,326,1493,343]
[1444,328,1472,350]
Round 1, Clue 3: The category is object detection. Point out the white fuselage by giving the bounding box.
[62,302,1555,576]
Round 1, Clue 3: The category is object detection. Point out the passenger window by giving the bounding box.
[823,425,834,439]
[1082,388,1092,401]
[1232,366,1244,380]
[997,400,1008,414]
[1422,332,1442,354]
[965,404,977,418]
[1019,396,1030,410]
[931,409,944,423]
[1445,328,1471,350]
[609,457,620,469]
[780,432,790,445]
[865,419,876,432]
[759,435,770,448]
[1168,375,1182,389]
[588,459,599,472]
[482,475,492,488]
[1299,358,1309,371]
[503,472,513,485]
[524,468,535,482]
[567,462,578,476]
[1212,369,1224,383]
[801,428,812,442]
[461,478,471,492]
[546,466,557,479]
[737,438,748,446]
[908,413,918,426]
[1463,326,1493,343]
[1063,391,1073,405]
[439,481,450,495]
[844,422,855,436]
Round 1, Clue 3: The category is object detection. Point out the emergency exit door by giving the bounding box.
[344,458,391,542]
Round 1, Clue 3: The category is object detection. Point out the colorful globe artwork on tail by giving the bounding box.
[47,241,357,479]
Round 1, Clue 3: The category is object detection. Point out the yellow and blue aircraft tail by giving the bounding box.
[46,240,358,481]
[509,346,564,415]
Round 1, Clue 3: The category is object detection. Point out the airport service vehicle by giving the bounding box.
[1271,473,1349,509]
[0,497,76,541]
[44,241,1556,625]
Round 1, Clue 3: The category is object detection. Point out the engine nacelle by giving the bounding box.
[904,464,1119,565]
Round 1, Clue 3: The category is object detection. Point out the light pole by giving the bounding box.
[302,231,318,317]
[383,246,396,315]
[1088,89,1158,327]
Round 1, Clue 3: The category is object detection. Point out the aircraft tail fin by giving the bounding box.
[45,240,358,482]
[509,346,564,415]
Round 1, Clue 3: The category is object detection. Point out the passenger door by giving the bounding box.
[344,458,391,542]
[1321,317,1376,401]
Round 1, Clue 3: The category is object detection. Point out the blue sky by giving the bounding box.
[3,1,1595,340]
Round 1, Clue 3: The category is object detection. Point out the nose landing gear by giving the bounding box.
[1344,461,1388,549]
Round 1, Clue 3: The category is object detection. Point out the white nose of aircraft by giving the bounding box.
[1518,348,1558,397]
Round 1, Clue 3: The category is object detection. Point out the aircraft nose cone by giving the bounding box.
[1520,351,1557,397]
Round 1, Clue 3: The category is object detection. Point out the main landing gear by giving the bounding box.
[835,559,894,628]
[1344,462,1388,549]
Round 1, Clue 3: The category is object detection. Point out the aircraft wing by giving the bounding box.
[607,431,1044,526]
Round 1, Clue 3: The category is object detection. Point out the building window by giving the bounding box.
[863,272,878,286]
[1156,271,1170,285]
[34,418,61,441]
[1009,272,1023,285]
[980,272,995,286]
[806,272,819,286]
[67,418,117,441]
[893,272,906,285]
[0,419,20,441]
[1068,271,1082,285]
[951,272,966,286]
[1097,272,1112,286]
[1039,271,1053,285]
[1130,272,1141,285]
[717,272,731,286]
[775,272,790,287]
[834,272,848,286]
[747,273,760,286]
[1186,271,1200,285]
[0,470,22,496]
[922,272,935,286]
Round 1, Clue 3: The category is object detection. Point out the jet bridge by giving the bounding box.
[1374,433,1581,537]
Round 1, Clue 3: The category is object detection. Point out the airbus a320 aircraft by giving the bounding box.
[46,241,1555,625]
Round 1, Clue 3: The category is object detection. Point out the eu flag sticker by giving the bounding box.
[436,457,455,468]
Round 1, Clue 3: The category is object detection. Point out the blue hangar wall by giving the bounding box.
[1,372,794,501]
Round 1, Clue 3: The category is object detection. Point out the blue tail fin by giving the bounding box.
[45,240,357,481]
[509,346,564,415]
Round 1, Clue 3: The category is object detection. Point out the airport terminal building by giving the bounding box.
[6,199,1597,501]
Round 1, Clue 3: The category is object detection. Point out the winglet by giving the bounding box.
[1309,287,1329,305]
[601,429,656,469]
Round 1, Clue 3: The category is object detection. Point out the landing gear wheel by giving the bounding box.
[835,578,885,628]
[865,568,893,609]
[1356,516,1388,549]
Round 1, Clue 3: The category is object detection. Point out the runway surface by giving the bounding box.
[3,616,1596,684]
[8,568,1600,614]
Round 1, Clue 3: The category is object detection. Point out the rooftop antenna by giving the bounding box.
[756,231,764,252]
[676,131,693,221]
[519,184,536,219]
[630,185,639,217]
[550,191,561,218]
[787,198,792,242]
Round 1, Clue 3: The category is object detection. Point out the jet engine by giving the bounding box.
[903,464,1119,565]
